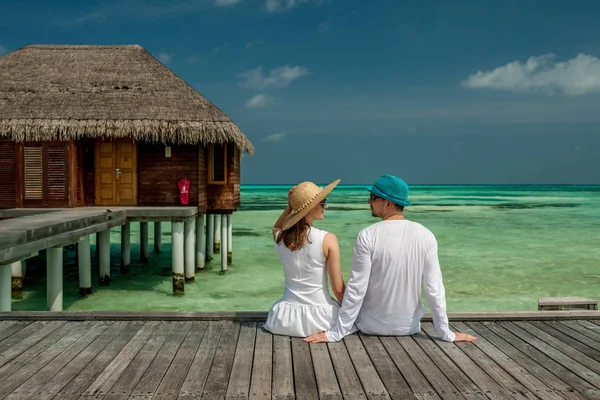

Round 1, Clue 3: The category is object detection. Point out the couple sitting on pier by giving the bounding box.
[263,174,477,343]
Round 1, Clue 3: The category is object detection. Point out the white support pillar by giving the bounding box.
[227,214,233,266]
[47,247,63,311]
[78,236,92,295]
[196,214,206,271]
[172,221,185,295]
[11,261,23,299]
[206,214,214,262]
[220,214,228,272]
[121,222,131,271]
[99,230,111,285]
[154,222,162,254]
[140,222,149,262]
[0,264,11,311]
[184,219,195,283]
[214,214,221,253]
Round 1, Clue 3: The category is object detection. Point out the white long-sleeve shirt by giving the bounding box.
[325,220,456,343]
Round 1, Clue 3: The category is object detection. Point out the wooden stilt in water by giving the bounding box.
[206,214,214,262]
[0,264,11,311]
[47,246,63,311]
[214,214,221,253]
[95,232,100,261]
[196,213,205,271]
[99,230,111,285]
[220,214,228,272]
[227,214,232,265]
[154,222,162,253]
[184,219,195,283]
[11,261,23,299]
[78,236,92,295]
[140,222,149,262]
[172,221,184,295]
[121,222,131,272]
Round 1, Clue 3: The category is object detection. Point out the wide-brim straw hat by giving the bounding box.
[282,179,341,231]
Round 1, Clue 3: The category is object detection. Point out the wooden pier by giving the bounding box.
[0,311,599,399]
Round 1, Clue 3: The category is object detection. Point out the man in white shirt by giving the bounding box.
[304,174,477,343]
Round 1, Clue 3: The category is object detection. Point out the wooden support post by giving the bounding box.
[11,261,23,299]
[214,214,221,253]
[47,247,63,311]
[154,222,162,254]
[227,214,232,265]
[184,219,195,283]
[196,214,205,271]
[95,232,100,261]
[206,214,214,262]
[78,236,92,295]
[172,221,184,295]
[220,214,228,272]
[121,222,131,271]
[140,222,149,263]
[0,264,11,311]
[99,230,111,285]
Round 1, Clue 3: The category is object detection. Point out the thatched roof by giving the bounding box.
[0,45,254,154]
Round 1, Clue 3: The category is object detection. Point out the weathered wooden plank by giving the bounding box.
[359,334,415,399]
[81,321,158,398]
[0,321,30,342]
[102,321,177,400]
[532,321,600,362]
[155,321,211,400]
[482,321,599,399]
[292,337,319,400]
[28,321,128,400]
[420,322,525,400]
[396,335,464,399]
[200,321,241,399]
[0,320,65,363]
[506,321,600,382]
[378,336,440,399]
[411,332,485,400]
[452,322,566,400]
[569,320,600,341]
[271,335,294,400]
[328,340,366,400]
[310,342,342,400]
[6,321,109,399]
[226,322,257,399]
[249,324,272,400]
[128,321,193,399]
[344,334,390,399]
[0,321,89,398]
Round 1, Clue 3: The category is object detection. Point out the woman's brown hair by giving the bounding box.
[276,218,312,251]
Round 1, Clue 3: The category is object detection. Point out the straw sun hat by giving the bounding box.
[281,179,341,231]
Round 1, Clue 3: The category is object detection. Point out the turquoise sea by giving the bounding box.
[11,185,600,313]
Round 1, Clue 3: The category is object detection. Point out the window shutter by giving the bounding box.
[24,146,43,200]
[76,145,84,204]
[0,142,16,207]
[47,145,67,201]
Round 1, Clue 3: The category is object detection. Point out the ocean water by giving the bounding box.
[11,185,600,313]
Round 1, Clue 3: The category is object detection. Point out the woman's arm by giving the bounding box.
[323,233,345,303]
[272,204,292,241]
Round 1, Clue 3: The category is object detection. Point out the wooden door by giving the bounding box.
[95,140,137,206]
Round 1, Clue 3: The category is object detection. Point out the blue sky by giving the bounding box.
[1,0,600,184]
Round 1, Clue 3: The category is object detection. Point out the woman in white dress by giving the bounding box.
[264,179,347,337]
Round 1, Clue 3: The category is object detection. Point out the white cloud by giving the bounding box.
[246,39,264,48]
[0,45,7,55]
[263,132,286,142]
[215,0,243,6]
[265,0,325,12]
[463,53,600,96]
[318,21,329,32]
[245,93,274,109]
[157,52,172,64]
[237,65,309,89]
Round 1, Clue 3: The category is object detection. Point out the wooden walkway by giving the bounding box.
[1,317,600,399]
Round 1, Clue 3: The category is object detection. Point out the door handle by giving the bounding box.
[115,168,121,181]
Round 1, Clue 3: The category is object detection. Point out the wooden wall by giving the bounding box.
[206,143,240,212]
[0,141,16,209]
[198,146,208,211]
[138,143,200,206]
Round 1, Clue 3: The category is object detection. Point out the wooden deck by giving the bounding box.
[1,315,600,399]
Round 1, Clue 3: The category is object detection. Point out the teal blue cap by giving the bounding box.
[368,174,410,207]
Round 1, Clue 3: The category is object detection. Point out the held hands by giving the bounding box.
[453,332,477,342]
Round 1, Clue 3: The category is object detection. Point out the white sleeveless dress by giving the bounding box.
[264,227,340,337]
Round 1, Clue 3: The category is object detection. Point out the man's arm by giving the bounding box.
[423,242,456,342]
[305,231,372,343]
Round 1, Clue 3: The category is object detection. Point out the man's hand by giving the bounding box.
[304,332,328,343]
[454,332,477,342]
